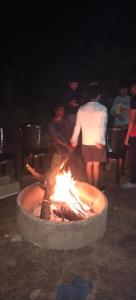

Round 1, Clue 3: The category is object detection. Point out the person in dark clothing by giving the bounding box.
[62,80,82,140]
[122,80,136,187]
[48,105,72,159]
[63,80,82,107]
[48,104,85,180]
[65,99,80,140]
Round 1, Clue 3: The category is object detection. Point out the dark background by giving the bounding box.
[0,1,136,104]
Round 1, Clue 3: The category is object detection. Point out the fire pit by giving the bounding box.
[17,179,108,250]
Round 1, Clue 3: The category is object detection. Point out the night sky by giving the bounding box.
[0,1,136,97]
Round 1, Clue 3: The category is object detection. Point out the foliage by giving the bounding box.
[62,43,136,94]
[0,54,26,100]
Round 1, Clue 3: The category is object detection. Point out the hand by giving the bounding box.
[124,136,129,146]
[70,140,77,148]
[96,143,104,149]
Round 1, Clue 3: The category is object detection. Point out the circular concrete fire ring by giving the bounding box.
[17,182,108,250]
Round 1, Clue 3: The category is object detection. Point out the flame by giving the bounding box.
[51,170,90,216]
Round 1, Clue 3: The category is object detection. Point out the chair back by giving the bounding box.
[20,123,42,152]
[107,127,127,155]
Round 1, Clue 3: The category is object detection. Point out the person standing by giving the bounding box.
[70,86,108,188]
[110,84,131,128]
[65,98,80,140]
[122,80,136,188]
[63,79,82,107]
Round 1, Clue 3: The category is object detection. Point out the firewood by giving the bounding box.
[25,160,64,188]
[25,163,45,181]
[40,199,51,220]
[53,202,84,221]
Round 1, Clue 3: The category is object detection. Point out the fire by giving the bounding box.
[26,163,96,222]
[50,170,90,216]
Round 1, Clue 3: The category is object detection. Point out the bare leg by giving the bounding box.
[93,161,100,187]
[86,162,93,184]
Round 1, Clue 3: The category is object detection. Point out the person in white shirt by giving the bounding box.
[71,86,108,188]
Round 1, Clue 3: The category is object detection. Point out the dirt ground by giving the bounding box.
[0,163,136,300]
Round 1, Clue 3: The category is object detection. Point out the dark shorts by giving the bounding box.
[81,144,106,163]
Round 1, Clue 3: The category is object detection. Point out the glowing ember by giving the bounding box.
[50,170,90,216]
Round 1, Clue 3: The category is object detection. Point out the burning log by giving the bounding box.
[53,202,84,221]
[26,163,91,222]
[25,157,65,195]
[40,199,51,220]
[50,170,91,221]
[25,164,52,219]
[25,163,45,181]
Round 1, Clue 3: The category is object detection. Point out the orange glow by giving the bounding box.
[50,170,90,216]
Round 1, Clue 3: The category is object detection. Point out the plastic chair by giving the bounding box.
[106,127,128,183]
[0,127,17,179]
[19,123,49,171]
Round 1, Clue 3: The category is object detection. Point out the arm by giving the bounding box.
[48,123,72,151]
[70,109,81,147]
[124,109,136,145]
[96,109,108,149]
[110,98,118,117]
[53,136,72,151]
